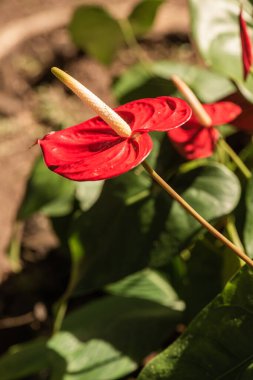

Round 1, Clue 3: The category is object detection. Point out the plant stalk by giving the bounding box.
[142,160,253,268]
[218,138,252,179]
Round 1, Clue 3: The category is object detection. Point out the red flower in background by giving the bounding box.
[167,102,242,160]
[38,96,191,181]
[239,7,253,80]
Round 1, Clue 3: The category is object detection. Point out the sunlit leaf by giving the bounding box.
[18,157,75,219]
[49,295,181,380]
[69,6,124,64]
[189,0,253,102]
[113,61,235,104]
[106,268,184,310]
[129,0,164,36]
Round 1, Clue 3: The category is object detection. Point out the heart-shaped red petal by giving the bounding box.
[167,122,219,160]
[200,102,242,126]
[115,96,192,133]
[38,117,152,181]
[239,8,253,80]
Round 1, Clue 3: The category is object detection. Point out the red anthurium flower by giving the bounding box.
[167,102,242,160]
[38,95,192,181]
[239,7,253,80]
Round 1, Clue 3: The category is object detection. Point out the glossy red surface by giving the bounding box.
[239,8,253,80]
[167,102,242,160]
[38,96,192,181]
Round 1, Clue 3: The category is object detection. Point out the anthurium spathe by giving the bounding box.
[167,102,242,160]
[38,68,192,181]
[239,6,253,80]
[166,75,242,160]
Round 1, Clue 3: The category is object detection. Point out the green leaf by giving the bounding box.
[243,175,253,257]
[18,157,75,219]
[138,266,253,380]
[106,268,184,310]
[149,163,241,267]
[75,180,104,211]
[128,0,164,36]
[71,168,155,294]
[69,6,124,64]
[0,339,48,380]
[49,295,181,380]
[189,0,253,102]
[113,61,235,104]
[0,292,182,380]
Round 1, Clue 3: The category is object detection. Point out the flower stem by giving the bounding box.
[118,18,151,72]
[218,138,252,179]
[53,234,83,333]
[171,75,212,127]
[142,160,253,268]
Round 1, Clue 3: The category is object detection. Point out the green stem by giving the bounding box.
[218,138,251,179]
[53,235,83,333]
[226,215,245,267]
[9,221,23,272]
[142,160,253,268]
[118,18,151,72]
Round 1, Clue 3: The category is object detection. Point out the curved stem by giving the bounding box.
[142,160,253,268]
[219,138,251,179]
[53,235,83,333]
[171,75,212,127]
[118,18,151,72]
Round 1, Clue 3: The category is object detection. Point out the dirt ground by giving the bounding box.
[0,0,189,278]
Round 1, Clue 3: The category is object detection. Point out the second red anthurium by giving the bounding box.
[38,68,192,181]
[167,101,242,160]
[239,6,253,80]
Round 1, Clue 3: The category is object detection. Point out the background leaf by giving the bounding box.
[69,6,124,64]
[106,268,185,310]
[53,295,181,380]
[138,266,253,380]
[75,180,104,212]
[0,339,48,380]
[18,157,75,219]
[128,0,164,37]
[113,61,235,104]
[243,174,253,257]
[189,0,253,102]
[149,163,241,267]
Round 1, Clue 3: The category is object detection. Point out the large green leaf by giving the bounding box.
[138,266,253,380]
[106,268,184,310]
[52,295,181,380]
[243,174,253,257]
[128,0,164,36]
[18,156,75,219]
[0,339,48,380]
[113,61,235,104]
[74,162,240,294]
[72,168,155,294]
[189,0,253,102]
[149,163,241,267]
[69,6,124,65]
[170,235,241,323]
[0,293,181,380]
